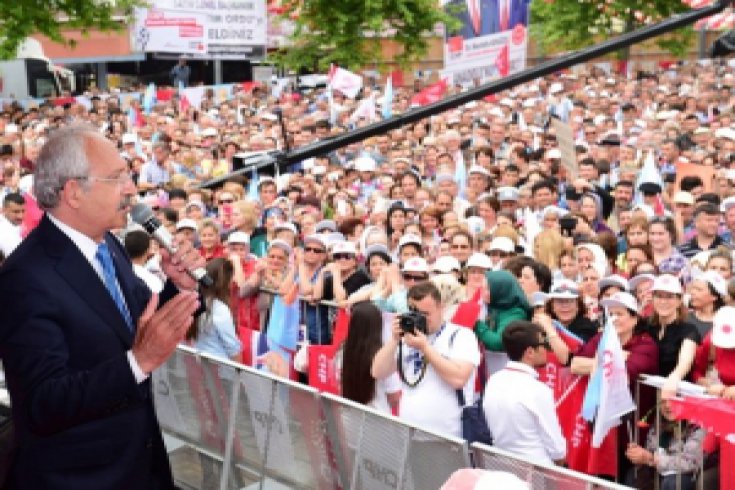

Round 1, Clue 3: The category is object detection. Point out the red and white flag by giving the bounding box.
[328,64,363,99]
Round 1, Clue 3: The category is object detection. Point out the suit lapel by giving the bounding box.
[40,217,134,347]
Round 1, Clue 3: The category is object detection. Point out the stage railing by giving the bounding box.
[154,346,634,489]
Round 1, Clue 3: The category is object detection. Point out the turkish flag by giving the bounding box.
[410,79,448,106]
[495,44,510,77]
[156,88,174,101]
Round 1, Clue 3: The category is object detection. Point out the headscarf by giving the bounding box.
[485,270,531,315]
[576,242,609,277]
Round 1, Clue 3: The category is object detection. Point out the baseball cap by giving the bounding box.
[651,274,683,295]
[712,306,735,348]
[201,127,218,137]
[673,191,694,206]
[548,280,580,299]
[355,156,377,172]
[432,255,461,274]
[530,291,549,308]
[227,231,250,245]
[176,218,197,231]
[600,291,639,313]
[398,234,422,250]
[468,165,491,177]
[628,273,655,291]
[466,252,493,269]
[402,257,429,273]
[122,133,137,145]
[497,187,519,202]
[315,220,338,233]
[692,270,728,299]
[268,239,293,255]
[303,234,327,249]
[331,240,357,256]
[598,274,630,292]
[489,236,515,253]
[275,222,298,234]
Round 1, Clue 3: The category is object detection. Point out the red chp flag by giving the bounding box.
[495,44,510,77]
[410,79,448,106]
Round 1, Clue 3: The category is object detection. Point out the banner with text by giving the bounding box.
[441,0,530,87]
[134,0,267,60]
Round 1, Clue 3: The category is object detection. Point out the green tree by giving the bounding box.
[0,0,143,59]
[530,0,694,59]
[270,0,459,72]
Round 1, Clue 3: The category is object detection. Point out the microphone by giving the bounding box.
[130,203,213,287]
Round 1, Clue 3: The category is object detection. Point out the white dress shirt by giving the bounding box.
[0,215,22,257]
[483,360,566,466]
[47,214,148,383]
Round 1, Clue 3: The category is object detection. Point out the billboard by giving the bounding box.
[133,0,267,60]
[133,8,209,55]
[441,0,530,86]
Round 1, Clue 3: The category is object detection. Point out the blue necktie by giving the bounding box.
[96,242,133,331]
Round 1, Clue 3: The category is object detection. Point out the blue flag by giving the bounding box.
[143,83,156,114]
[382,76,393,120]
[266,293,300,355]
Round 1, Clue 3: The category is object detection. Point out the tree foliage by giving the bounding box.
[530,0,694,59]
[0,0,143,59]
[270,0,459,72]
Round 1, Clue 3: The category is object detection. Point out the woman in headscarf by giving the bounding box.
[473,270,531,352]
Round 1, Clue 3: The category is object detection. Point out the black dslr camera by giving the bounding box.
[399,311,427,335]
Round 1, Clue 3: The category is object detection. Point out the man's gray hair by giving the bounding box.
[33,124,101,210]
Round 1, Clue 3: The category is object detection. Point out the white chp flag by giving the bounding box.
[591,313,636,447]
[349,94,377,124]
[328,64,363,99]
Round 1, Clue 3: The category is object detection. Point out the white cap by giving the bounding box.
[398,234,422,249]
[672,191,694,206]
[497,187,519,202]
[692,270,729,299]
[176,218,198,231]
[547,148,562,159]
[467,252,493,269]
[598,274,629,292]
[712,306,735,348]
[530,291,549,307]
[303,234,327,249]
[268,239,293,255]
[715,127,735,141]
[185,200,206,213]
[4,123,18,135]
[721,196,735,213]
[465,216,485,235]
[549,82,564,94]
[331,240,357,256]
[275,222,298,234]
[402,257,429,273]
[651,274,683,295]
[227,231,250,245]
[355,156,377,172]
[489,236,515,253]
[600,291,639,313]
[201,127,218,137]
[628,273,655,291]
[548,280,580,299]
[432,255,462,274]
[468,165,491,177]
[122,133,137,144]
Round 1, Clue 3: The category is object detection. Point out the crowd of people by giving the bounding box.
[3,59,735,487]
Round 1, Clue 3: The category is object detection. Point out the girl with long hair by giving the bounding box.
[188,258,242,362]
[341,302,400,413]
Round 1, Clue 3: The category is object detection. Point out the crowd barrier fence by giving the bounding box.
[155,345,633,490]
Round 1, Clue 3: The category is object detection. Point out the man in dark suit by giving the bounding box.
[446,0,500,39]
[0,124,204,489]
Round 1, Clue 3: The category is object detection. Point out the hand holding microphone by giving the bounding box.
[130,203,213,288]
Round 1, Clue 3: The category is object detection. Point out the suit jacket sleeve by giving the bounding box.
[0,269,149,437]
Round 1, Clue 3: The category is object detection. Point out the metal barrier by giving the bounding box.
[471,443,632,490]
[155,346,635,490]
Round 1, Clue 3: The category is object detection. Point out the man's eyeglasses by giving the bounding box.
[402,273,428,282]
[451,244,470,250]
[486,250,510,258]
[333,253,354,261]
[75,172,133,187]
[304,247,325,254]
[219,199,234,204]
